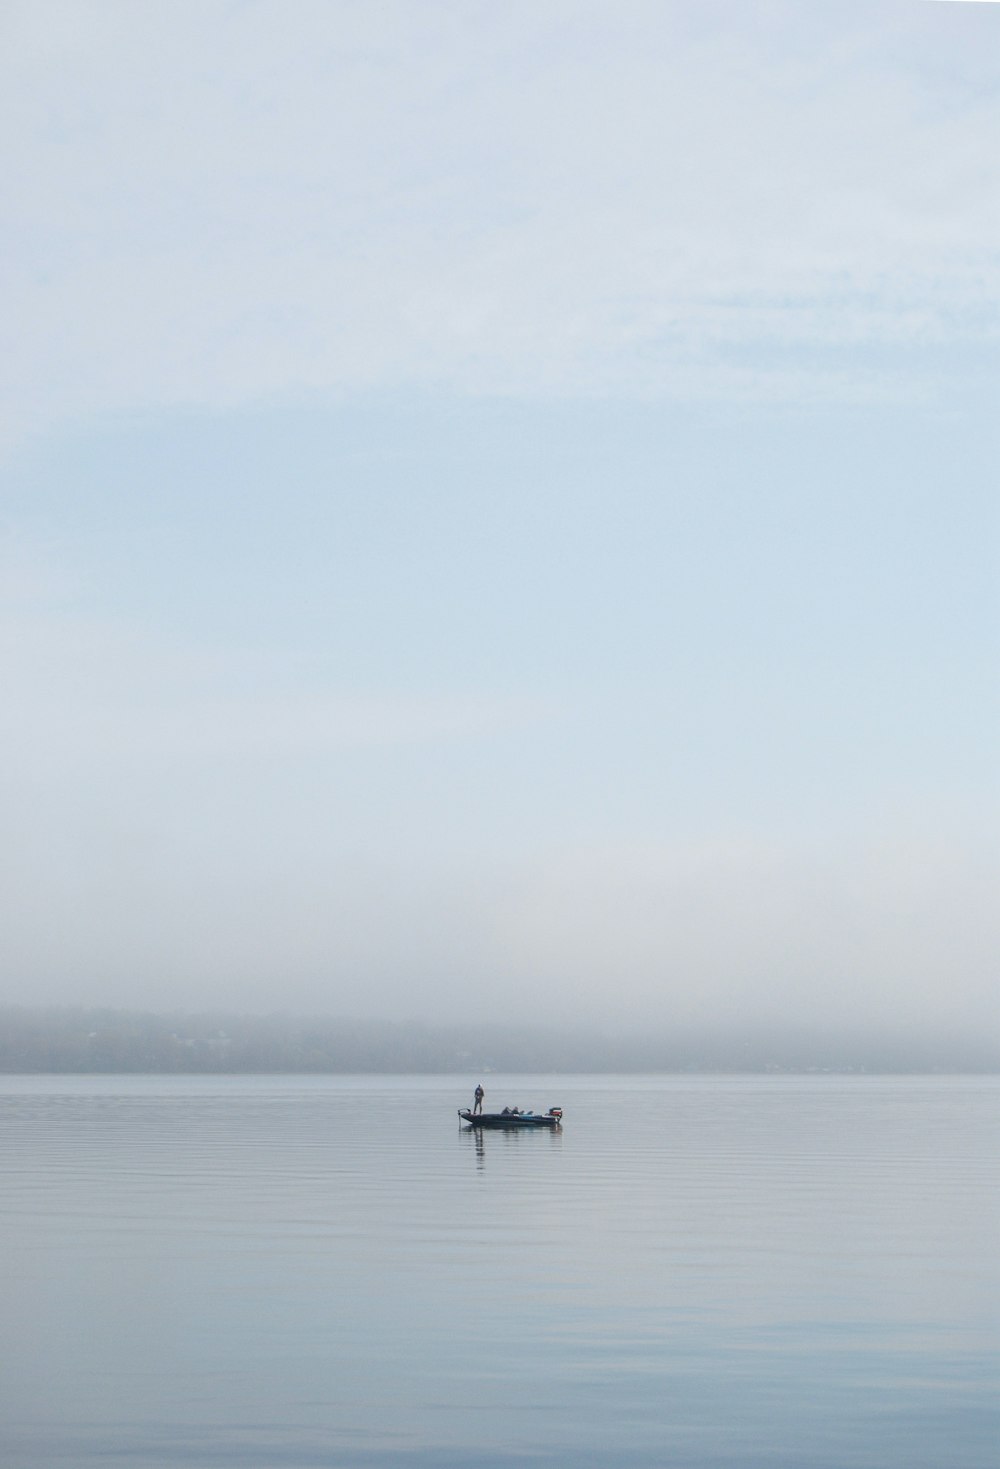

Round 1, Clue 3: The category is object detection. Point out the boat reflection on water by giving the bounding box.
[459,1113,564,1169]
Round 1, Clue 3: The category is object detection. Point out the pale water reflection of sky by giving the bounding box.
[1,2,996,1047]
[2,1077,997,1468]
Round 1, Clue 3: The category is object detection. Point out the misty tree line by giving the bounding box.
[0,1006,996,1073]
[0,1007,615,1074]
[0,1008,493,1074]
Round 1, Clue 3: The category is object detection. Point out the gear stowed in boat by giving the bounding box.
[458,1105,563,1128]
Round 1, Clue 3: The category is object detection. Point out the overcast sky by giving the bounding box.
[1,1,997,1042]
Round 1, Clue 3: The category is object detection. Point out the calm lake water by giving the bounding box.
[1,1074,997,1469]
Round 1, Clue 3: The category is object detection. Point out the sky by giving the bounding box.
[1,1,997,1046]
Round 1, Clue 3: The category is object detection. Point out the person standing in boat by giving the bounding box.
[473,1083,484,1115]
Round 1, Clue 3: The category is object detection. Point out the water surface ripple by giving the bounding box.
[1,1074,997,1468]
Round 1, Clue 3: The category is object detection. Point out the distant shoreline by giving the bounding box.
[2,1069,998,1078]
[1,1006,995,1076]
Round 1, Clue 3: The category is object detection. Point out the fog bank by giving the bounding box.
[1,1008,996,1076]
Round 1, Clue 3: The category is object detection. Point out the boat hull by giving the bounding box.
[458,1110,562,1128]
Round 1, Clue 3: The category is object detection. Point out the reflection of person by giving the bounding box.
[473,1084,484,1115]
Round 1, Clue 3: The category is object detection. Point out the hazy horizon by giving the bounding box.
[2,3,997,1050]
[2,1003,997,1074]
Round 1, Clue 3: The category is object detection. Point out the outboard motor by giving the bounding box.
[548,1108,563,1120]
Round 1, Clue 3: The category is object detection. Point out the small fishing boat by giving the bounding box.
[458,1107,563,1128]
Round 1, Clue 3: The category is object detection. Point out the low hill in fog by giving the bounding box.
[0,1006,996,1074]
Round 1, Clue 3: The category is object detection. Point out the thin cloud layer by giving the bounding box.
[2,1,997,444]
